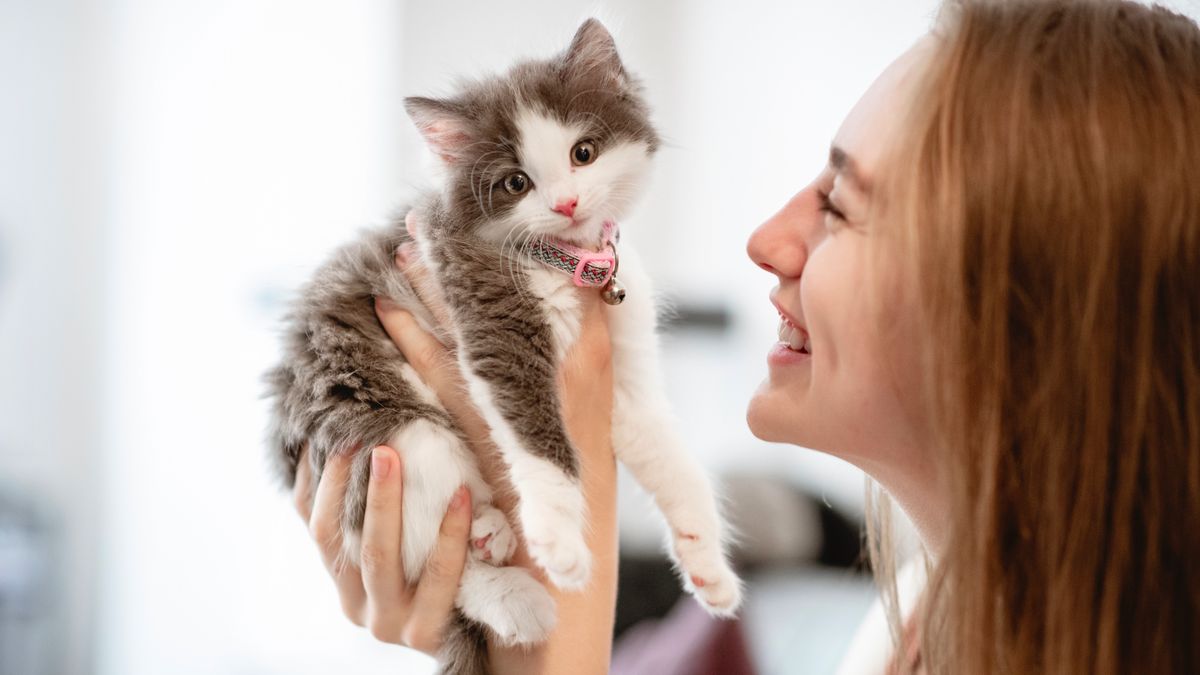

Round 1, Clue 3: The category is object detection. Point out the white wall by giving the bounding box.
[0,1,106,673]
[92,2,433,674]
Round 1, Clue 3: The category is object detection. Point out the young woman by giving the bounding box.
[293,1,1200,672]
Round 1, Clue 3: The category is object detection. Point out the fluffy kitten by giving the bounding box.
[265,19,741,674]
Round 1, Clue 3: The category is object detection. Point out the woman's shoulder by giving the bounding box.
[835,558,928,675]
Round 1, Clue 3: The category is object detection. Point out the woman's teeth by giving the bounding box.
[777,316,811,354]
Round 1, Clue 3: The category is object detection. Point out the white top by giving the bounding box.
[834,559,928,675]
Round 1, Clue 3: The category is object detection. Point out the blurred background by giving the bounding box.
[3,1,1195,674]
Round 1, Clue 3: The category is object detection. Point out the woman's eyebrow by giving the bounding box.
[829,145,871,194]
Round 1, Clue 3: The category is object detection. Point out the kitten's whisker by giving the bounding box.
[497,224,534,305]
[470,152,508,215]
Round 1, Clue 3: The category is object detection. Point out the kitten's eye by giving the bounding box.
[571,140,597,166]
[503,171,531,195]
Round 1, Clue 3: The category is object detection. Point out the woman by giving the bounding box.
[293,1,1200,672]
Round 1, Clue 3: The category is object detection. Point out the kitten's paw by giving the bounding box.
[468,568,557,646]
[528,532,592,591]
[470,505,517,567]
[522,512,592,590]
[673,531,744,615]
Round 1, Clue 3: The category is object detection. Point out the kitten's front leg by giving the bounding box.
[612,394,743,614]
[606,253,743,614]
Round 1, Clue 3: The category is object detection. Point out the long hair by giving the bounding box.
[875,1,1200,672]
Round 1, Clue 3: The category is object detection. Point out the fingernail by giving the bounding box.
[450,486,469,511]
[374,296,398,313]
[371,447,391,480]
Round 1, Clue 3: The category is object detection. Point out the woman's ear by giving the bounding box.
[404,97,474,166]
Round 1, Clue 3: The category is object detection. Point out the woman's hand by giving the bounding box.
[293,444,474,655]
[371,231,618,674]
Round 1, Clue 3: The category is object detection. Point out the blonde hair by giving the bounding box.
[872,1,1200,672]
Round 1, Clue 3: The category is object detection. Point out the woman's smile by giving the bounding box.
[770,295,812,367]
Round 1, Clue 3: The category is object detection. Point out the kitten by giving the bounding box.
[265,19,741,674]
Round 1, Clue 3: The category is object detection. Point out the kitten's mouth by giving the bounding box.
[549,218,606,250]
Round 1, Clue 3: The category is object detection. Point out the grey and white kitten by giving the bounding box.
[265,19,741,675]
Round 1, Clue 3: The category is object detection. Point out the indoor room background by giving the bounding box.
[3,1,1195,674]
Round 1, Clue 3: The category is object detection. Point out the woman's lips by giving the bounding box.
[768,341,811,367]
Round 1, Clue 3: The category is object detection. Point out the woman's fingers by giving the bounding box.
[360,446,407,633]
[309,452,368,624]
[396,214,455,331]
[374,301,490,440]
[404,486,473,653]
[293,447,314,522]
[398,253,455,330]
[374,300,517,507]
[375,298,454,383]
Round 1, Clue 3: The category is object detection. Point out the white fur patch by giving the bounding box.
[507,449,591,589]
[457,560,557,645]
[523,266,582,361]
[478,106,652,249]
[515,108,585,206]
[386,419,489,582]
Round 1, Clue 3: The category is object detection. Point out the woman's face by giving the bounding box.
[746,42,933,468]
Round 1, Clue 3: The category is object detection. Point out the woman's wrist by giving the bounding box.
[487,442,619,675]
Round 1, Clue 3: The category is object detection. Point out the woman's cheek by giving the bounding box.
[799,247,838,369]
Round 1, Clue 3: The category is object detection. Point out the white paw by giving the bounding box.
[521,507,592,590]
[470,505,517,566]
[463,567,557,646]
[673,530,743,615]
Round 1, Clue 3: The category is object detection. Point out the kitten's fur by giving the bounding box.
[265,20,741,674]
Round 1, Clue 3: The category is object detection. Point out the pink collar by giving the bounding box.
[527,221,619,288]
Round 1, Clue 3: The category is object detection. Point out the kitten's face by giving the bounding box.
[406,19,658,250]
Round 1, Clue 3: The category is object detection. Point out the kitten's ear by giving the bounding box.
[563,18,627,88]
[405,96,475,166]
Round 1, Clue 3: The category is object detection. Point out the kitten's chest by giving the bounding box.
[524,266,585,361]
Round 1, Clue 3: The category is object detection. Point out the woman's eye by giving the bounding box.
[502,171,532,195]
[571,140,597,166]
[817,189,846,230]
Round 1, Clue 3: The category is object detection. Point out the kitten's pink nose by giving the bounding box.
[552,197,578,218]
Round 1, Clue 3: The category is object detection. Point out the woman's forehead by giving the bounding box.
[831,37,936,186]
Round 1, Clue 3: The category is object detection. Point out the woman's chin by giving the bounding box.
[746,385,791,443]
[748,382,829,450]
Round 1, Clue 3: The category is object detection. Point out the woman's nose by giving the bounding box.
[747,192,810,278]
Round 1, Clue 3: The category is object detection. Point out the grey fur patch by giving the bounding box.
[263,215,456,531]
[438,613,490,675]
[423,202,580,478]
